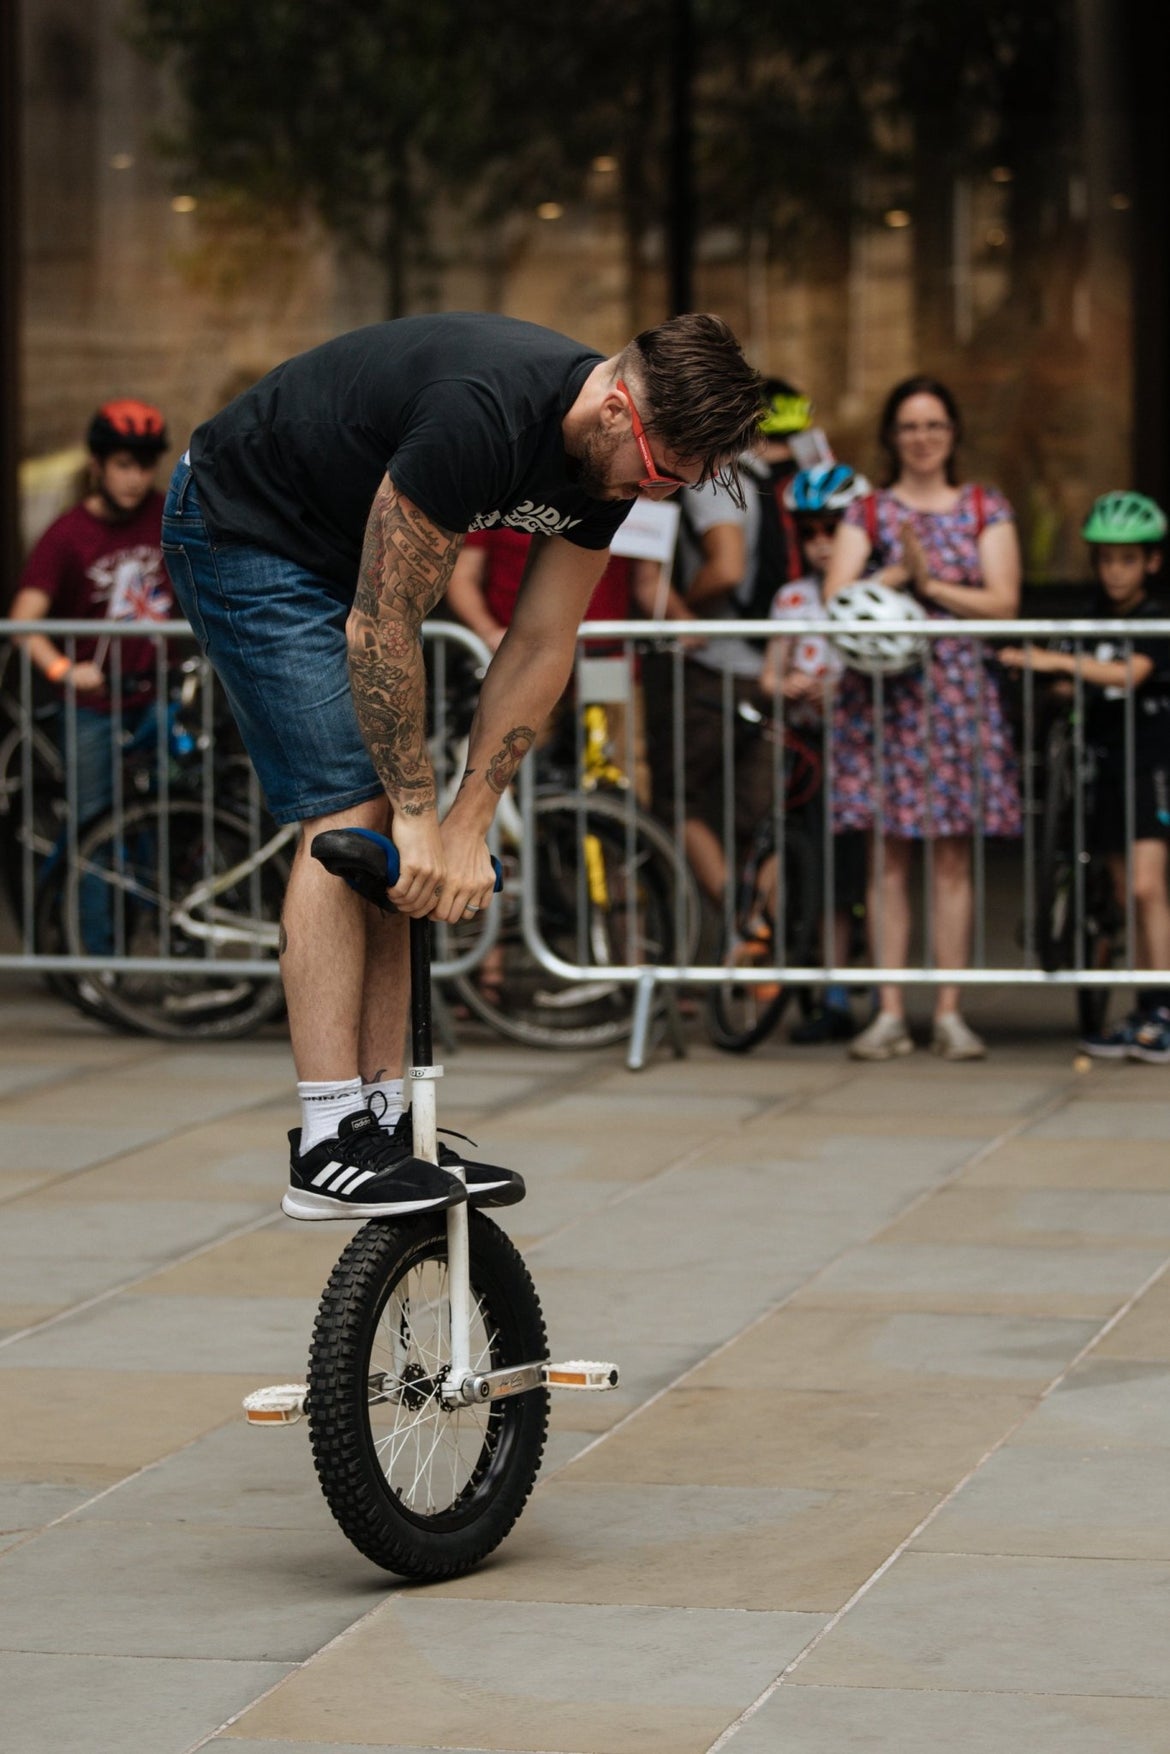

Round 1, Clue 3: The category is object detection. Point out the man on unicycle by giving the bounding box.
[162,312,763,1219]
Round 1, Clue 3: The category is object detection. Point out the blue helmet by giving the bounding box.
[783,462,871,515]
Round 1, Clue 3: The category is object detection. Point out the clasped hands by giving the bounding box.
[384,815,497,924]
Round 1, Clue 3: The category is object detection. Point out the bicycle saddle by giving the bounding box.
[311,828,501,911]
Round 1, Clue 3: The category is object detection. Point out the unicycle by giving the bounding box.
[243,827,618,1579]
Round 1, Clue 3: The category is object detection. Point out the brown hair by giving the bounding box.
[878,374,963,486]
[619,314,764,504]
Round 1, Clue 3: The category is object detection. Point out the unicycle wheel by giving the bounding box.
[307,1210,549,1579]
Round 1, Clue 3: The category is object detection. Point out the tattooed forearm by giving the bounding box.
[486,726,536,795]
[347,477,462,813]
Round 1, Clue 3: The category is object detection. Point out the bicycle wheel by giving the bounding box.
[449,791,700,1049]
[705,825,819,1054]
[1036,718,1077,973]
[33,856,133,1028]
[308,1212,548,1580]
[63,798,288,1040]
[705,935,792,1053]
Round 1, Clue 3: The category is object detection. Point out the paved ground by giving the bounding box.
[1,977,1169,1754]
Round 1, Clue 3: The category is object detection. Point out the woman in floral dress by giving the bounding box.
[823,376,1022,1061]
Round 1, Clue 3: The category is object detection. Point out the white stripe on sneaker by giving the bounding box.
[311,1159,344,1187]
[330,1165,371,1193]
[337,1169,376,1193]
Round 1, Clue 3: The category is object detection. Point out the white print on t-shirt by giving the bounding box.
[86,546,172,623]
[469,502,582,537]
[770,578,842,683]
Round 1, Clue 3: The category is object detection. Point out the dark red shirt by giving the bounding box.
[464,527,633,628]
[19,494,172,689]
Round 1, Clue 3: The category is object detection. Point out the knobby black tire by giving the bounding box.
[307,1212,549,1580]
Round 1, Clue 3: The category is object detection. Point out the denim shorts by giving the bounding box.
[161,459,383,825]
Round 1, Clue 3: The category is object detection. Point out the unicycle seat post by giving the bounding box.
[406,914,471,1384]
[409,916,435,1070]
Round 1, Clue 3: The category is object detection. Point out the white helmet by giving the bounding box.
[826,580,929,676]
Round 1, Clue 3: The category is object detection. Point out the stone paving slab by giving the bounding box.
[789,1551,1170,1698]
[0,1653,293,1754]
[726,1686,1170,1754]
[2,987,1169,1754]
[218,1599,826,1754]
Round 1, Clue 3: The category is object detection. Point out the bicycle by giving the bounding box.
[244,828,619,1578]
[1034,707,1121,1036]
[440,680,702,1050]
[8,653,294,1040]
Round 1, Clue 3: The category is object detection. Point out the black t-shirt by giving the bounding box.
[1074,596,1170,767]
[189,313,631,590]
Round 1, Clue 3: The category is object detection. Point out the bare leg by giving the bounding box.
[868,834,912,1016]
[684,817,728,906]
[359,907,410,1081]
[931,836,973,1019]
[279,795,408,1082]
[1129,840,1170,971]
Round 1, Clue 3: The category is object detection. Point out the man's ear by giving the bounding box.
[1147,550,1164,575]
[598,385,629,432]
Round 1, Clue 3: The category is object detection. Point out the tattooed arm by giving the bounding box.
[347,474,464,915]
[435,534,607,918]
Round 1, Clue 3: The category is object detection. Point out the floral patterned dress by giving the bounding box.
[831,484,1022,839]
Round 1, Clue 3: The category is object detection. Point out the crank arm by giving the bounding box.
[244,1359,620,1425]
[445,1358,620,1406]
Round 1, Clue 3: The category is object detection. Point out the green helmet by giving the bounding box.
[1082,490,1167,545]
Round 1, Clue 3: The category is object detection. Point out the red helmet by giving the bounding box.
[87,399,169,460]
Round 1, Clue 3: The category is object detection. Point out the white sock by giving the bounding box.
[296,1076,365,1153]
[362,1076,405,1128]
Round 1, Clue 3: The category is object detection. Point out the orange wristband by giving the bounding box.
[46,655,72,683]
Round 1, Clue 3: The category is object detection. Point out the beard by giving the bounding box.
[573,425,627,500]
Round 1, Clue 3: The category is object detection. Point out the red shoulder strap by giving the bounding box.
[864,492,878,546]
[971,483,986,537]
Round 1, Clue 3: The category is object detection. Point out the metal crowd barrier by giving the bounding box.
[0,618,493,986]
[516,619,1170,1068]
[3,614,1164,1070]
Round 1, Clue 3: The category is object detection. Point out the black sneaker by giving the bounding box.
[390,1111,526,1209]
[283,1105,467,1221]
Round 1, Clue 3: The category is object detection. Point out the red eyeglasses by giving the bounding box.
[616,379,692,491]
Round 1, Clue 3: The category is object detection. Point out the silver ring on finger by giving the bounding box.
[464,904,480,916]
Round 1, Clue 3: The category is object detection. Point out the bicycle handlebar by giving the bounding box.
[310,827,502,913]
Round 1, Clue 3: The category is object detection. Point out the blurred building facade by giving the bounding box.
[20,0,1138,579]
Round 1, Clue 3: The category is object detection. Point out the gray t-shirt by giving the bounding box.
[676,473,762,678]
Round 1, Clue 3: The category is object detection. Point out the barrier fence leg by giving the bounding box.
[627,970,658,1072]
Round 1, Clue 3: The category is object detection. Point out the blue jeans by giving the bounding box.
[160,459,382,825]
[56,698,161,954]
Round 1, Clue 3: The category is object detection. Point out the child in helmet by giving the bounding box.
[1001,490,1170,1060]
[760,462,871,1040]
[10,401,173,950]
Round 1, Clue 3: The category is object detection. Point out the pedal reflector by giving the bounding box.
[243,1384,307,1424]
[545,1360,619,1391]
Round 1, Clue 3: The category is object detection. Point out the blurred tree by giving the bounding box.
[134,0,1073,344]
[132,0,468,315]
